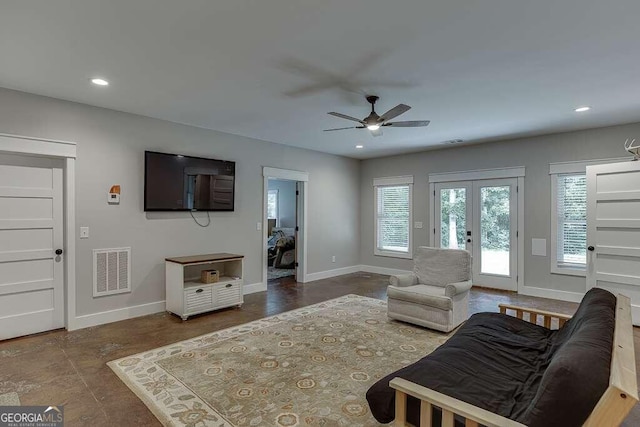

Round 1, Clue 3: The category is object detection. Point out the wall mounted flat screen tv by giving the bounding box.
[144,151,235,211]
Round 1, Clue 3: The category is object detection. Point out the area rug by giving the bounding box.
[0,392,20,406]
[108,295,450,427]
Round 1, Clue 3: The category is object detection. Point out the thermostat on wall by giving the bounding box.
[108,193,120,204]
[108,185,121,204]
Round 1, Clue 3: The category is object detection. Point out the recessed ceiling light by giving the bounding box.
[355,145,364,149]
[575,106,591,112]
[90,78,109,86]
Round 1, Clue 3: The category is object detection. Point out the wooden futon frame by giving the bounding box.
[390,294,638,427]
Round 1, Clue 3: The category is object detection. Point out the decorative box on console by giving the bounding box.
[201,269,220,284]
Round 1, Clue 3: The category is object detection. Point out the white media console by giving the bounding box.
[165,253,244,320]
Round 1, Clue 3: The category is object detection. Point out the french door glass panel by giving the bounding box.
[479,185,511,276]
[440,187,468,249]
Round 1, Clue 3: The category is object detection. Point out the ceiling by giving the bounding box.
[1,1,640,159]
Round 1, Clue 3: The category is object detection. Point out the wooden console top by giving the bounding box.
[165,253,244,265]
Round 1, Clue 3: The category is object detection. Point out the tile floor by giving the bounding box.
[0,272,637,426]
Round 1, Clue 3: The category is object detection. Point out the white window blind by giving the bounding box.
[267,189,278,222]
[556,173,587,268]
[376,185,411,254]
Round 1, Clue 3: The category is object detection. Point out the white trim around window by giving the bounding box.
[549,158,628,277]
[374,176,413,259]
[549,158,631,175]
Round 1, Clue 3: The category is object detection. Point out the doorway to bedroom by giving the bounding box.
[262,167,308,289]
[267,178,298,282]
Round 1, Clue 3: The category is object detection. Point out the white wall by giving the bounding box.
[360,121,640,295]
[0,88,360,317]
[268,179,296,228]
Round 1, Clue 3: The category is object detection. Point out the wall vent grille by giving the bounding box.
[93,247,131,297]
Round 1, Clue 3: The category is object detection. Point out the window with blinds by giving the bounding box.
[375,184,411,254]
[556,173,587,268]
[267,189,278,222]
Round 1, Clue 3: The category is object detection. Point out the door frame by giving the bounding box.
[429,166,525,292]
[262,167,309,287]
[0,133,78,330]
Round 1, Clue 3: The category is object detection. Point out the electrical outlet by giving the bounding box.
[332,256,336,263]
[80,227,89,239]
[256,222,262,231]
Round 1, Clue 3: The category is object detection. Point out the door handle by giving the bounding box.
[467,239,471,243]
[588,246,595,252]
[55,249,63,255]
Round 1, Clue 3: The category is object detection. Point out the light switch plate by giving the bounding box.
[414,221,423,229]
[80,227,89,239]
[256,222,262,231]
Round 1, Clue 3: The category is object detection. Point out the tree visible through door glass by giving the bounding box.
[440,188,467,249]
[480,186,510,276]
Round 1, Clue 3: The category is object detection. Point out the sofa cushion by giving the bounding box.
[387,284,452,310]
[516,288,616,427]
[413,247,471,287]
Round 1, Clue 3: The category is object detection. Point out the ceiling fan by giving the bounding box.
[324,95,430,137]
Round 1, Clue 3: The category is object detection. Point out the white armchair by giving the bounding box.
[387,246,472,332]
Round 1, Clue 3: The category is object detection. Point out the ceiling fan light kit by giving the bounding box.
[324,95,430,137]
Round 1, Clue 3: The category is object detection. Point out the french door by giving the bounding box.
[435,178,518,291]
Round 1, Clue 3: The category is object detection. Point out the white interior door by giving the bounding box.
[587,161,640,325]
[435,178,518,291]
[0,153,65,340]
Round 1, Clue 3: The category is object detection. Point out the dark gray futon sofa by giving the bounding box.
[367,288,619,427]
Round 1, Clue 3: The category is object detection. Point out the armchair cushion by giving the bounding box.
[413,247,471,287]
[387,285,452,311]
[389,273,419,288]
[444,280,473,297]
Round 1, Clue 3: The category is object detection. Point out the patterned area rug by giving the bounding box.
[108,295,450,426]
[0,392,20,406]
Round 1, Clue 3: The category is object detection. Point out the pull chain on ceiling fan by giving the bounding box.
[324,95,430,137]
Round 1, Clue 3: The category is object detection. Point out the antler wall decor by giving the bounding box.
[624,138,640,160]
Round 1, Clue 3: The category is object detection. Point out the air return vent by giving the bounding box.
[93,247,131,297]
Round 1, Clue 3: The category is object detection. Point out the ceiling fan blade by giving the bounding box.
[328,112,365,124]
[370,128,383,137]
[323,126,361,132]
[384,120,431,128]
[379,104,411,122]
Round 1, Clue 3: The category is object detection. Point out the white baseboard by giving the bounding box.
[304,266,361,283]
[71,282,268,331]
[303,265,411,282]
[359,265,412,276]
[72,300,166,330]
[518,285,584,303]
[244,282,266,294]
